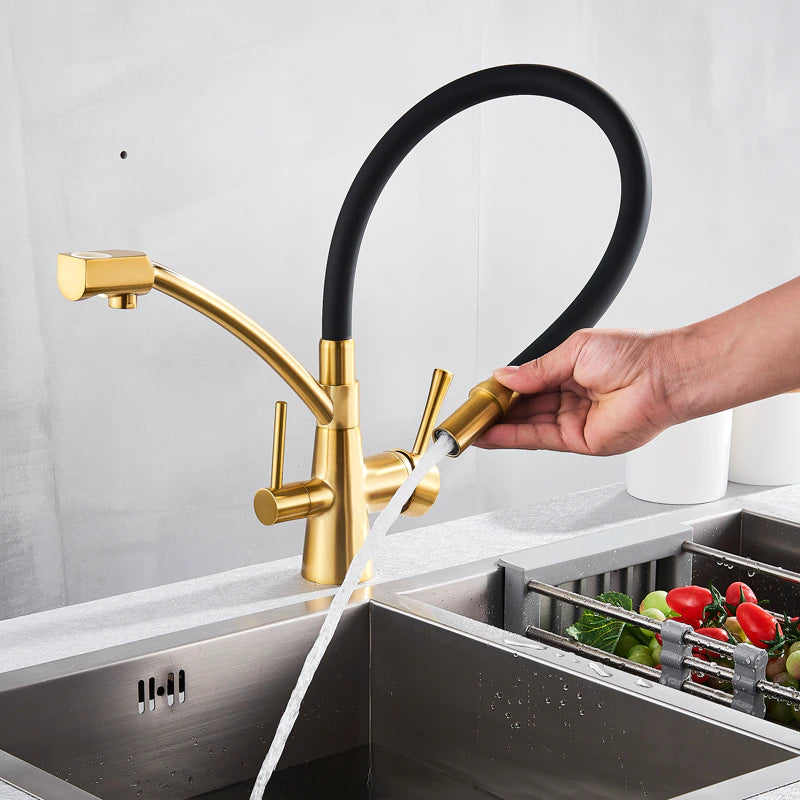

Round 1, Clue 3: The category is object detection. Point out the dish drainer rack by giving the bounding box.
[501,507,800,720]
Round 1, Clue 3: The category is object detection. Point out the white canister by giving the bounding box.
[626,410,733,504]
[729,392,800,486]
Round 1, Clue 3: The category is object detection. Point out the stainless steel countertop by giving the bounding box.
[2,481,800,799]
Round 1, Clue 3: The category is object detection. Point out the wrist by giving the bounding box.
[654,325,716,426]
[661,320,741,424]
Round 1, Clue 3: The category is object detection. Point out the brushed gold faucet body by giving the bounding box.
[57,250,493,585]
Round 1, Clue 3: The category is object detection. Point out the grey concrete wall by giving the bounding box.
[1,0,798,618]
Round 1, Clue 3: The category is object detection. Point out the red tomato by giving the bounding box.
[666,586,712,621]
[693,627,730,657]
[736,602,781,649]
[670,615,701,630]
[725,581,757,608]
[696,627,729,643]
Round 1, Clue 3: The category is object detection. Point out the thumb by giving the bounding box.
[492,336,581,395]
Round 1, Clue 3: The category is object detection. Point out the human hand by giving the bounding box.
[475,329,684,456]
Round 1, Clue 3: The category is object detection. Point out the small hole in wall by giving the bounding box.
[120,150,128,159]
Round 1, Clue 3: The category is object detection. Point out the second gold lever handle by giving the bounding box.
[270,401,288,490]
[255,400,334,526]
[411,368,454,457]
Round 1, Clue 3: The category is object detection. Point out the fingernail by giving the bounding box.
[493,366,519,378]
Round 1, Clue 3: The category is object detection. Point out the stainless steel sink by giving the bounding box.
[2,539,800,800]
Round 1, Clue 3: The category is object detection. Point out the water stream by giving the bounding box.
[249,432,456,799]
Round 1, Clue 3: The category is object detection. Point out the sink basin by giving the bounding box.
[1,553,799,800]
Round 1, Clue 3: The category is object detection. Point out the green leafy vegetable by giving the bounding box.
[565,592,640,653]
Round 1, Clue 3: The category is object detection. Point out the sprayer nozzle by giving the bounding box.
[433,377,517,456]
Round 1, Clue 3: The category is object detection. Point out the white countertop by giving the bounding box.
[3,481,800,799]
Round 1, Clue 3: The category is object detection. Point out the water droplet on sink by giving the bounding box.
[589,663,612,678]
[545,697,551,704]
[559,699,566,708]
[563,684,569,691]
[495,691,502,699]
[635,678,652,688]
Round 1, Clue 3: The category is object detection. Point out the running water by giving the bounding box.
[249,432,456,800]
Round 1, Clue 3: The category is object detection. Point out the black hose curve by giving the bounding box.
[322,64,651,365]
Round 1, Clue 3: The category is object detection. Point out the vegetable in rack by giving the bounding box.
[565,579,800,727]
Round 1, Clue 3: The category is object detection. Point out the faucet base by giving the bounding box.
[302,424,371,585]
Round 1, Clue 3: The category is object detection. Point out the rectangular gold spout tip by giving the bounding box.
[57,250,154,303]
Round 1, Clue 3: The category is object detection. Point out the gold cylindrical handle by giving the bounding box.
[270,401,288,491]
[411,368,454,456]
[254,478,334,526]
[434,377,518,456]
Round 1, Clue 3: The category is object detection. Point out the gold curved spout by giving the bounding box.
[58,249,455,585]
[57,250,334,425]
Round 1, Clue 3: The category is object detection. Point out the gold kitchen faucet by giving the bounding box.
[57,249,508,584]
[57,66,651,584]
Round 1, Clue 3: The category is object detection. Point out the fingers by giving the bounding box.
[493,333,586,395]
[474,391,593,453]
[475,421,572,452]
[503,391,562,421]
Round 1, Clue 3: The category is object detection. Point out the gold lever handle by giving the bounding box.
[254,400,334,526]
[411,368,454,456]
[270,401,287,490]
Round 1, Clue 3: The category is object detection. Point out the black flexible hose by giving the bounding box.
[322,64,651,365]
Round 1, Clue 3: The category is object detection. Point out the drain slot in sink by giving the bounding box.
[136,669,186,714]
